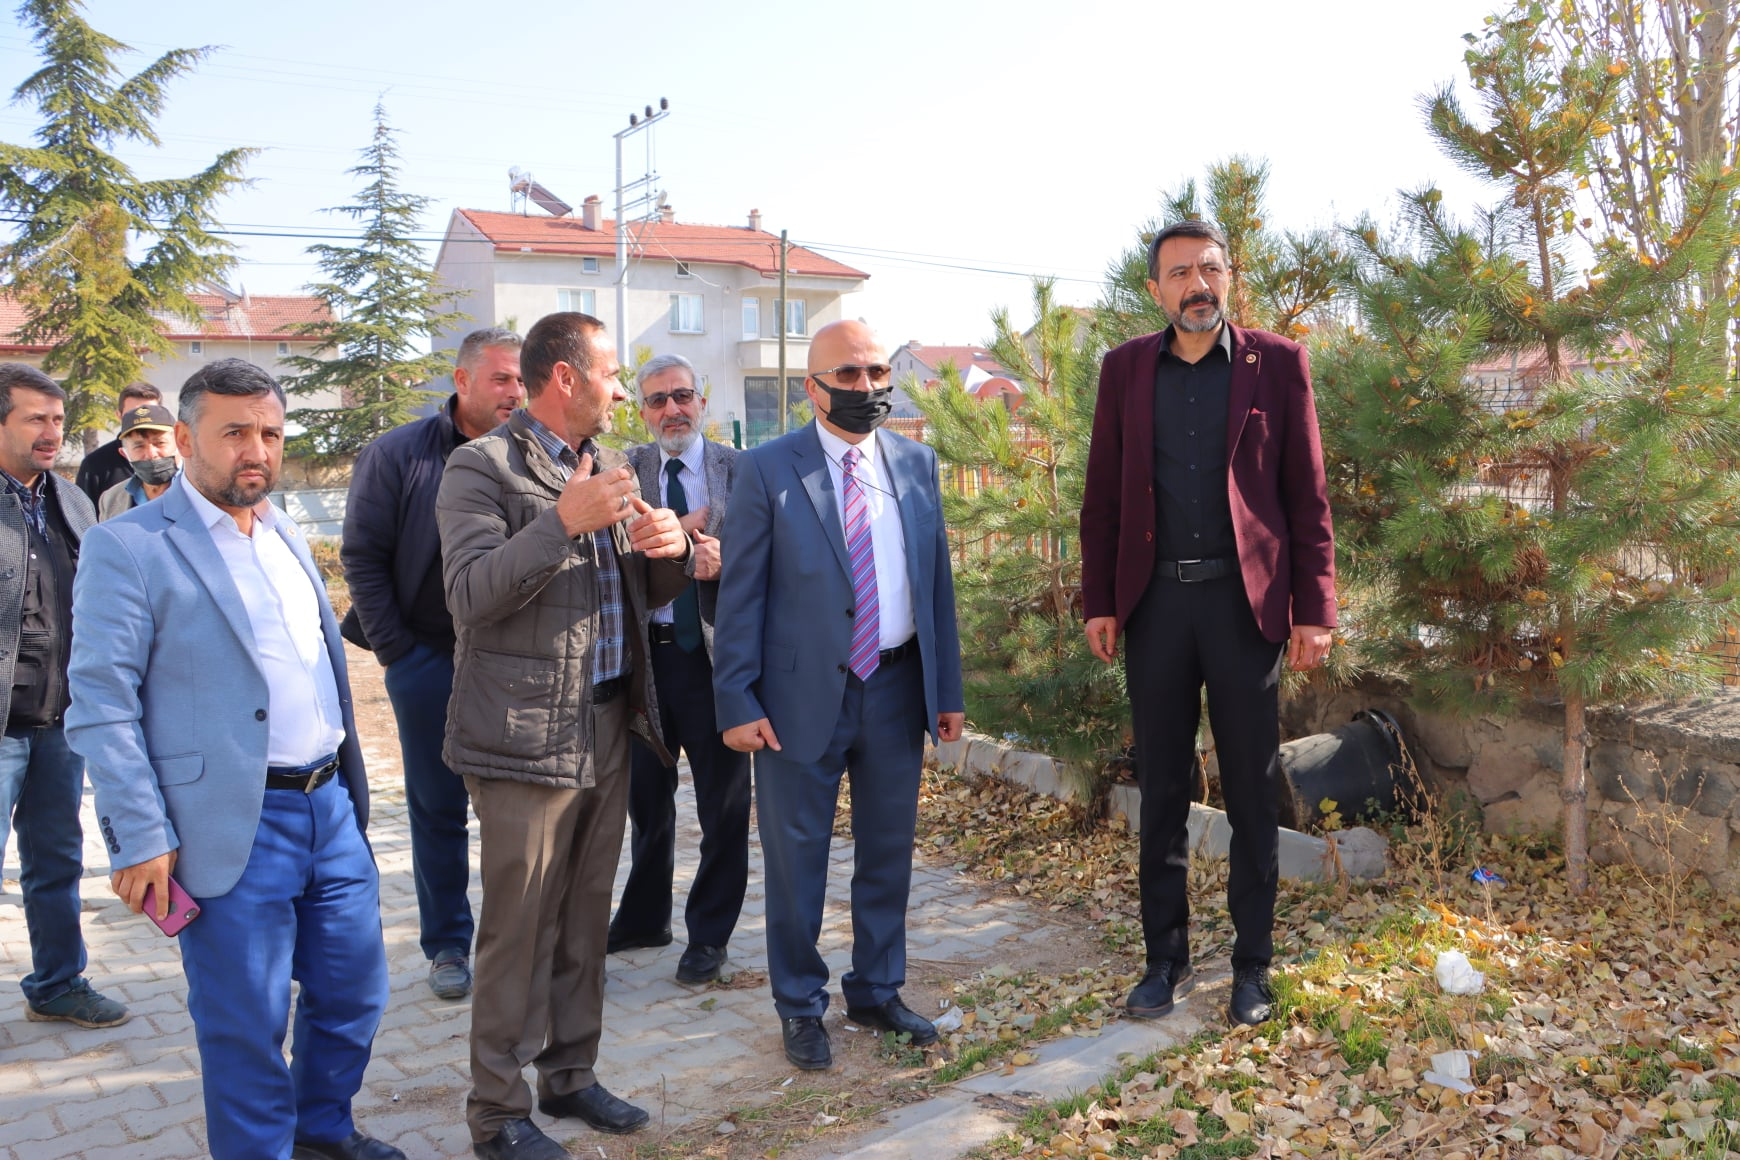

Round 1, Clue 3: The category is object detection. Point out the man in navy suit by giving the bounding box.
[67,360,399,1160]
[714,320,964,1070]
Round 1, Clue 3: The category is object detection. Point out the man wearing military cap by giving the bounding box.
[97,403,180,521]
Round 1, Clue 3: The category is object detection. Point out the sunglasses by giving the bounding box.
[813,363,892,387]
[641,387,698,409]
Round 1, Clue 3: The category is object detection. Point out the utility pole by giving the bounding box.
[777,229,790,435]
[613,98,670,363]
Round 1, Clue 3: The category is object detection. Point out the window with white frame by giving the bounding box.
[558,288,596,315]
[188,340,203,356]
[669,293,703,334]
[675,261,693,278]
[775,297,807,336]
[741,297,760,340]
[582,256,599,273]
[276,341,290,356]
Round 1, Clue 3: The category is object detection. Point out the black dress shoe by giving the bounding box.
[538,1082,650,1134]
[781,1015,832,1069]
[291,1132,407,1160]
[606,925,672,955]
[676,943,727,983]
[1125,960,1196,1019]
[845,996,938,1045]
[472,1118,565,1160]
[1228,963,1274,1026]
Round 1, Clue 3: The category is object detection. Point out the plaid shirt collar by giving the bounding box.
[0,468,49,539]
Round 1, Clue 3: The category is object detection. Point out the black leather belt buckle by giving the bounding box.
[1165,558,1233,583]
[878,638,916,666]
[592,675,626,704]
[265,756,339,793]
[649,623,677,645]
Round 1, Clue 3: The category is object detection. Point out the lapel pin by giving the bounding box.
[1245,353,1257,364]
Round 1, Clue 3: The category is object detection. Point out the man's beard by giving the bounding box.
[197,460,275,508]
[655,421,698,456]
[1168,291,1224,333]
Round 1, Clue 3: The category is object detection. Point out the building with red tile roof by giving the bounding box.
[435,200,870,446]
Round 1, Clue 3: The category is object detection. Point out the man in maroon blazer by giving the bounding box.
[1080,220,1335,1027]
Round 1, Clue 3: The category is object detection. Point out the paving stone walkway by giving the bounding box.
[0,652,1190,1159]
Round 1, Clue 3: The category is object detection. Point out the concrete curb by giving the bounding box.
[929,733,1387,881]
[826,1009,1207,1159]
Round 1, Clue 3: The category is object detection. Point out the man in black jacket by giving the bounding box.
[341,328,523,1000]
[75,381,163,507]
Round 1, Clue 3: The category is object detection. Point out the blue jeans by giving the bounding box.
[180,774,389,1160]
[0,723,89,1007]
[382,642,473,959]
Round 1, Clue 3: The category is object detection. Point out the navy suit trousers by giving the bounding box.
[178,775,388,1160]
[753,650,926,1018]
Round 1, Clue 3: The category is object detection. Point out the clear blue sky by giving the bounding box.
[0,0,1506,346]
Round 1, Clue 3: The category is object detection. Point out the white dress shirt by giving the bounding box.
[815,423,916,649]
[651,437,710,624]
[184,485,346,766]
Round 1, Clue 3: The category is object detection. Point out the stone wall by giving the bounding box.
[1280,681,1740,891]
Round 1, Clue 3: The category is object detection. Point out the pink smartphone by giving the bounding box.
[141,877,201,936]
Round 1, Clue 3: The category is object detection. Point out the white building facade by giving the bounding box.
[434,202,869,447]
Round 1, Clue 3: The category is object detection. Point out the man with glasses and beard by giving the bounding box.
[1079,220,1336,1029]
[68,359,399,1160]
[606,354,748,986]
[714,320,964,1071]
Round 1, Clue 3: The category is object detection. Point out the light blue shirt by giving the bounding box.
[651,437,709,624]
[814,423,915,649]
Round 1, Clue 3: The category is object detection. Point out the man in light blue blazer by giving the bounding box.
[66,360,400,1160]
[714,320,964,1071]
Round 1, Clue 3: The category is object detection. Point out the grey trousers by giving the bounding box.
[464,692,631,1142]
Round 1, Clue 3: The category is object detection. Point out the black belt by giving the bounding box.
[649,623,678,645]
[1155,557,1236,583]
[266,753,339,793]
[592,675,627,704]
[879,638,916,666]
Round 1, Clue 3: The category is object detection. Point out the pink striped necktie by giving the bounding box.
[842,447,881,681]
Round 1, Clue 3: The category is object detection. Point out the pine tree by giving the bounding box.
[1097,156,1347,350]
[0,0,251,436]
[909,279,1128,780]
[1316,8,1740,892]
[282,103,465,456]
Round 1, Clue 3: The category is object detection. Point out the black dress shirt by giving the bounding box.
[1152,324,1236,561]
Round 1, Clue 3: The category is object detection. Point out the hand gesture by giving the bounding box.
[626,497,690,558]
[724,718,781,752]
[690,529,721,580]
[678,506,709,536]
[556,453,636,537]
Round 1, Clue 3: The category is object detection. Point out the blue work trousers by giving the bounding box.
[0,723,89,1007]
[382,642,474,959]
[179,774,389,1160]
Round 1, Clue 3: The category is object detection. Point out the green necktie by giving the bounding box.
[664,458,703,652]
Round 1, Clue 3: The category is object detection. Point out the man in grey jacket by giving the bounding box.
[0,364,127,1031]
[436,312,691,1160]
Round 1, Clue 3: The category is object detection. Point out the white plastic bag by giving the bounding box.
[1434,950,1485,995]
[1423,1049,1480,1093]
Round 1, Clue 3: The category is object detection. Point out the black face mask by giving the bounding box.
[129,456,177,487]
[819,385,893,436]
